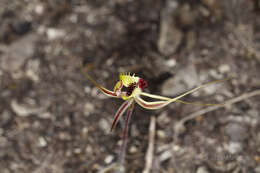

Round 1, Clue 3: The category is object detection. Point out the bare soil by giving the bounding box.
[1,0,260,173]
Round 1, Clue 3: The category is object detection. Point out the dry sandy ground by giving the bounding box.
[0,0,260,173]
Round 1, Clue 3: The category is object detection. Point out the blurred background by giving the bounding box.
[0,0,260,172]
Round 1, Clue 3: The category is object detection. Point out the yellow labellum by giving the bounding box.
[119,73,139,87]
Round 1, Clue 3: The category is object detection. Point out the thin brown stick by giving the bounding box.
[179,89,260,125]
[143,116,156,173]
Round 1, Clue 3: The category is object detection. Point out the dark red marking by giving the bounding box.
[126,82,137,96]
[138,78,148,91]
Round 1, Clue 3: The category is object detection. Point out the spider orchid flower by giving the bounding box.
[85,72,226,132]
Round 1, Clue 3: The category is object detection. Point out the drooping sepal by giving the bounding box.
[84,72,120,98]
[118,102,134,164]
[110,99,134,132]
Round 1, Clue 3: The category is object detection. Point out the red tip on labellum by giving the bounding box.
[138,78,148,90]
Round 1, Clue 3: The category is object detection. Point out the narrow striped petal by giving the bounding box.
[137,79,229,108]
[84,71,119,98]
[141,92,221,106]
[134,96,168,110]
[119,102,134,164]
[113,80,123,92]
[110,99,134,132]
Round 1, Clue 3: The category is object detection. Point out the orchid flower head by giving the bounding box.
[85,71,226,132]
[114,73,148,100]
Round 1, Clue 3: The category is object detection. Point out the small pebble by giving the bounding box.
[219,64,230,74]
[86,146,93,154]
[38,137,47,147]
[35,4,44,14]
[58,132,71,141]
[164,59,177,68]
[209,69,222,79]
[69,14,78,23]
[39,112,52,119]
[99,118,110,134]
[82,127,88,135]
[224,142,242,154]
[47,28,65,40]
[84,86,91,93]
[84,102,95,116]
[129,146,138,153]
[104,155,114,164]
[26,69,39,82]
[159,150,172,162]
[74,148,82,154]
[157,130,167,139]
[11,100,30,117]
[172,144,180,152]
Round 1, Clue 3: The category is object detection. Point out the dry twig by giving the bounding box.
[143,116,156,173]
[175,90,260,135]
